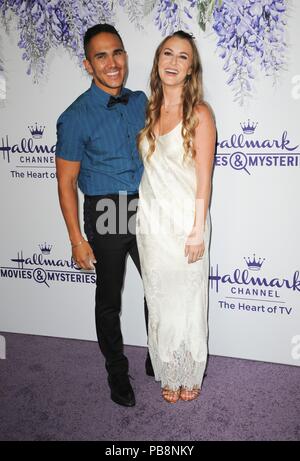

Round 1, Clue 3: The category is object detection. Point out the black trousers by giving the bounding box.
[83,193,148,377]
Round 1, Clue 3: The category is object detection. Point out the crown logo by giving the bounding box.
[240,119,258,135]
[28,123,45,139]
[39,242,52,254]
[244,253,265,271]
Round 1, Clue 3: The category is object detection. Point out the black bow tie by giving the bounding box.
[107,93,129,108]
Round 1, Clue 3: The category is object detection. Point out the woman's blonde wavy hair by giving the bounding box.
[138,30,204,161]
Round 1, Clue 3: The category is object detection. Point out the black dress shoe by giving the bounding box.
[107,373,136,407]
[145,352,155,377]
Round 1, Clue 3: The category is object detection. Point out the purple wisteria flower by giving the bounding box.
[0,0,289,105]
[154,0,197,36]
[213,0,287,104]
[0,0,115,81]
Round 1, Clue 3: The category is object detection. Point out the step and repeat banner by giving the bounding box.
[0,1,299,366]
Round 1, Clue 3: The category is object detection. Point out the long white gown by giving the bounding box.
[136,122,211,391]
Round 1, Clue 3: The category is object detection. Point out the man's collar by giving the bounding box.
[90,81,128,107]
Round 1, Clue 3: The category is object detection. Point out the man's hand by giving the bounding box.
[72,240,97,270]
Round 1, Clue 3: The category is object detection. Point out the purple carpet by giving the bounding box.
[0,332,299,441]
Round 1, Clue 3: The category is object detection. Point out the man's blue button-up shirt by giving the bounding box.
[55,82,147,196]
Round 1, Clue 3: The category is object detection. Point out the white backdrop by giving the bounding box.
[0,2,299,367]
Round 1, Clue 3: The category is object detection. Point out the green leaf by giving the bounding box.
[143,0,157,16]
[198,20,206,32]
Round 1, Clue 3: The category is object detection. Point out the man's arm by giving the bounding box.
[56,157,96,270]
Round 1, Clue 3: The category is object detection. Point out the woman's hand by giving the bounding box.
[184,227,205,264]
[72,240,97,270]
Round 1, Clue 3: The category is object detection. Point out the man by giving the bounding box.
[55,24,153,408]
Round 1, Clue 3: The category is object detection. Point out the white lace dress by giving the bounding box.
[136,122,211,391]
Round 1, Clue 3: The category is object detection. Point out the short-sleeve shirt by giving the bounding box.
[55,82,147,196]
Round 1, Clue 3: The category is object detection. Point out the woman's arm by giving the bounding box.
[193,103,216,227]
[185,103,216,263]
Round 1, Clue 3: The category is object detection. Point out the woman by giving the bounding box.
[137,31,216,403]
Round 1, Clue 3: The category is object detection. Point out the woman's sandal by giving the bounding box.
[162,387,181,403]
[180,387,200,401]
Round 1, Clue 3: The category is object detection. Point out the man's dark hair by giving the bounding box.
[84,24,124,58]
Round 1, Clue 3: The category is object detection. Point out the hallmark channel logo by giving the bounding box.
[28,123,45,139]
[0,123,57,180]
[216,120,299,174]
[209,253,299,317]
[240,120,258,135]
[0,242,96,287]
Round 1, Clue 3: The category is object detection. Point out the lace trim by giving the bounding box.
[149,341,207,391]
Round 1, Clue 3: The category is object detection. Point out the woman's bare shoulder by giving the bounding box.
[194,101,216,126]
